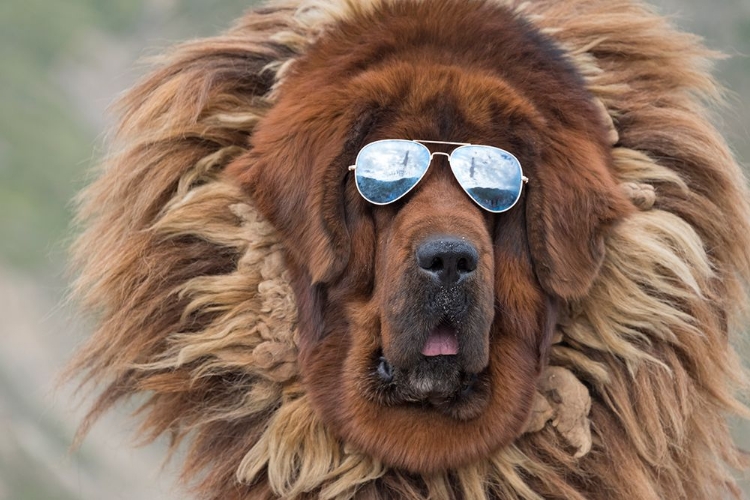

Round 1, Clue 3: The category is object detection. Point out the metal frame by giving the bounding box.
[348,139,528,213]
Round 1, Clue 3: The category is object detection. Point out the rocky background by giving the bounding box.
[1,1,749,498]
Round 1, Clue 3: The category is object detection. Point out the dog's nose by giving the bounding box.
[416,237,478,285]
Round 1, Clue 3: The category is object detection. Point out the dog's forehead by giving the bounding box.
[274,0,604,153]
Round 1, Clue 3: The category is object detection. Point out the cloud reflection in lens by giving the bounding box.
[449,146,523,212]
[355,140,431,204]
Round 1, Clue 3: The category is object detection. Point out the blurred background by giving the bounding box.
[0,0,749,499]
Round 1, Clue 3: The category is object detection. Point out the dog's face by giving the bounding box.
[229,0,631,473]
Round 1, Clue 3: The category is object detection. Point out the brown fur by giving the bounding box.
[68,0,750,499]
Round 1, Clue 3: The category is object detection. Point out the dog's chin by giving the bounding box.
[365,314,489,420]
[368,349,491,421]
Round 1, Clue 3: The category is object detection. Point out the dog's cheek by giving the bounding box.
[373,218,415,362]
[492,207,550,366]
[294,197,376,362]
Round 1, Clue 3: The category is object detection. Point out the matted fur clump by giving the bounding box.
[69,0,750,498]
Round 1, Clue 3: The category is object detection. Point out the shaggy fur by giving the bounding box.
[68,0,750,499]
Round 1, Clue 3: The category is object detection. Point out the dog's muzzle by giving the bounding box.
[375,235,493,418]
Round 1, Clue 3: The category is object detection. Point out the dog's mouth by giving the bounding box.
[421,323,459,356]
[369,321,490,420]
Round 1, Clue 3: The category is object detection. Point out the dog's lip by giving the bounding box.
[421,324,459,356]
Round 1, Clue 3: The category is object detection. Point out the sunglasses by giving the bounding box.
[348,139,528,213]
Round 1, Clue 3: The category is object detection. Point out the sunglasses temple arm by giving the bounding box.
[522,175,529,183]
[348,165,356,171]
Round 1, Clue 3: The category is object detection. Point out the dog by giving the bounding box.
[69,0,750,498]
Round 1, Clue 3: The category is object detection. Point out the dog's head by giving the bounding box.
[229,0,632,473]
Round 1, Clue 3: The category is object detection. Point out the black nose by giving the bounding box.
[416,237,478,285]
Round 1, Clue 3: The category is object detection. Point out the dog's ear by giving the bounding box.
[227,101,375,285]
[525,134,633,300]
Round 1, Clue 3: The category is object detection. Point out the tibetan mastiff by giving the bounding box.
[227,0,631,472]
[69,0,750,498]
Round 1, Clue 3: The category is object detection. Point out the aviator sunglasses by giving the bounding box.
[349,139,528,213]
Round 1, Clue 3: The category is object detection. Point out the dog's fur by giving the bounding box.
[69,0,750,499]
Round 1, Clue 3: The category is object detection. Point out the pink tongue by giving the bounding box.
[421,325,459,356]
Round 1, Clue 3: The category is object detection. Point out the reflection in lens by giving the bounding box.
[449,146,523,212]
[355,140,431,204]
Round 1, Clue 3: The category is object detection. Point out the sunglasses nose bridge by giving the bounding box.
[428,151,451,172]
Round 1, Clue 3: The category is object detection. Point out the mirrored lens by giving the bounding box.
[449,145,523,212]
[354,140,431,204]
